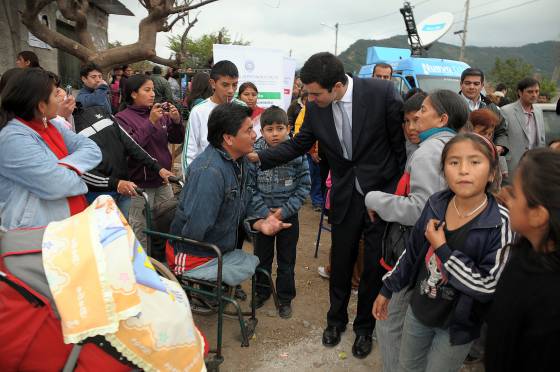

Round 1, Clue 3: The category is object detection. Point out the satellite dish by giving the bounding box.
[414,12,454,47]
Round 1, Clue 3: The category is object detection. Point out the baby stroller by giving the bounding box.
[0,196,207,372]
[0,227,134,371]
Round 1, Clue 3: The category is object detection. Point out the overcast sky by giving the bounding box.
[108,0,560,66]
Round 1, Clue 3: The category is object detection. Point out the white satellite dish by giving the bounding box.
[414,12,454,47]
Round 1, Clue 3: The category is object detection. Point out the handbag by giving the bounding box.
[380,171,413,271]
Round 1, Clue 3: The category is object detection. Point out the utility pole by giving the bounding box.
[459,0,470,61]
[334,22,339,55]
[321,22,340,55]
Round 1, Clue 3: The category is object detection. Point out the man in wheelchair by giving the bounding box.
[169,103,290,287]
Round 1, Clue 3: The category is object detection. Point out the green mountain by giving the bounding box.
[339,35,560,80]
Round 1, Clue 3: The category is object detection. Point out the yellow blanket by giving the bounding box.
[42,195,206,372]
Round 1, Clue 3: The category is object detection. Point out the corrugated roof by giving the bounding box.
[92,0,134,16]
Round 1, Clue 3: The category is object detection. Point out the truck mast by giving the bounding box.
[400,2,423,56]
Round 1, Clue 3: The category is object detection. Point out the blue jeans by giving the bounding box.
[376,289,412,372]
[399,306,472,372]
[306,154,323,207]
[86,191,131,219]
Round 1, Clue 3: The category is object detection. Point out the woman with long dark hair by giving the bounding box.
[0,68,101,229]
[184,72,212,110]
[115,74,184,248]
[485,148,560,372]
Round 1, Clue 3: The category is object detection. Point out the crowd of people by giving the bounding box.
[0,49,559,372]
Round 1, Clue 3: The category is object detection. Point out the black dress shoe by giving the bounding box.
[322,325,344,347]
[352,335,373,359]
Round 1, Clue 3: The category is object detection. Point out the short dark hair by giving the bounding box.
[373,63,393,75]
[210,60,239,81]
[403,87,425,101]
[152,65,162,75]
[300,52,347,91]
[238,81,258,96]
[207,103,253,147]
[260,106,289,128]
[517,77,540,92]
[460,67,485,84]
[0,68,57,131]
[495,83,507,92]
[17,51,40,68]
[428,90,469,131]
[403,91,427,114]
[80,62,102,78]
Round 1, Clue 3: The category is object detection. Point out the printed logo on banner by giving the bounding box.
[245,60,255,72]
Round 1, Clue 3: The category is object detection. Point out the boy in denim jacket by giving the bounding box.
[251,106,311,318]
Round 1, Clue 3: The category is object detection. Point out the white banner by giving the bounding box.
[283,57,297,110]
[213,44,295,110]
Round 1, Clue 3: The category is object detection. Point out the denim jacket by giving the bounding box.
[170,145,259,257]
[251,137,311,219]
[0,118,101,229]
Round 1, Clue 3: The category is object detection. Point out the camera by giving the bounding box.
[161,102,170,112]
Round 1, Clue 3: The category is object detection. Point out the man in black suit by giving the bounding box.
[249,52,405,358]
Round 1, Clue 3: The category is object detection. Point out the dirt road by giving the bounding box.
[193,203,483,372]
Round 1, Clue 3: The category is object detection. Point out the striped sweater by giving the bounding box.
[380,189,514,345]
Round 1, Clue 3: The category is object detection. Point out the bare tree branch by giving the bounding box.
[170,0,219,14]
[56,0,95,49]
[149,55,180,68]
[20,0,217,70]
[162,13,188,32]
[21,0,94,61]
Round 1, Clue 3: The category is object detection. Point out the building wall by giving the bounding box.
[0,1,109,76]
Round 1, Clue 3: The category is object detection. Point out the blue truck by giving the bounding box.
[358,46,470,95]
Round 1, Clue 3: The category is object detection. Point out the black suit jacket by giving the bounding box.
[258,77,406,224]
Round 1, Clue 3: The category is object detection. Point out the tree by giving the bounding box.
[108,40,152,73]
[539,78,558,101]
[20,0,219,70]
[167,27,249,69]
[491,58,534,101]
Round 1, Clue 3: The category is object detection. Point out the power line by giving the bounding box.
[341,0,433,27]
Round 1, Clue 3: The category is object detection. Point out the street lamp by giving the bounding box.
[320,22,339,55]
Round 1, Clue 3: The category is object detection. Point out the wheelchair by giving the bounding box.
[136,177,280,371]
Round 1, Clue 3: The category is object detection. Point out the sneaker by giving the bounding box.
[279,303,292,319]
[253,294,270,309]
[318,266,330,279]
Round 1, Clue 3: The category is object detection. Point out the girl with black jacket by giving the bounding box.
[373,133,514,372]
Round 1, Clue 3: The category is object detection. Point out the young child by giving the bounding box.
[373,133,514,371]
[485,149,560,372]
[251,106,311,318]
[402,91,424,158]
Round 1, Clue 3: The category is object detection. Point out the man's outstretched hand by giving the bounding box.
[253,214,291,236]
[247,152,260,163]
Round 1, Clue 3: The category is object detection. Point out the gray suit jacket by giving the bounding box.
[501,100,546,176]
